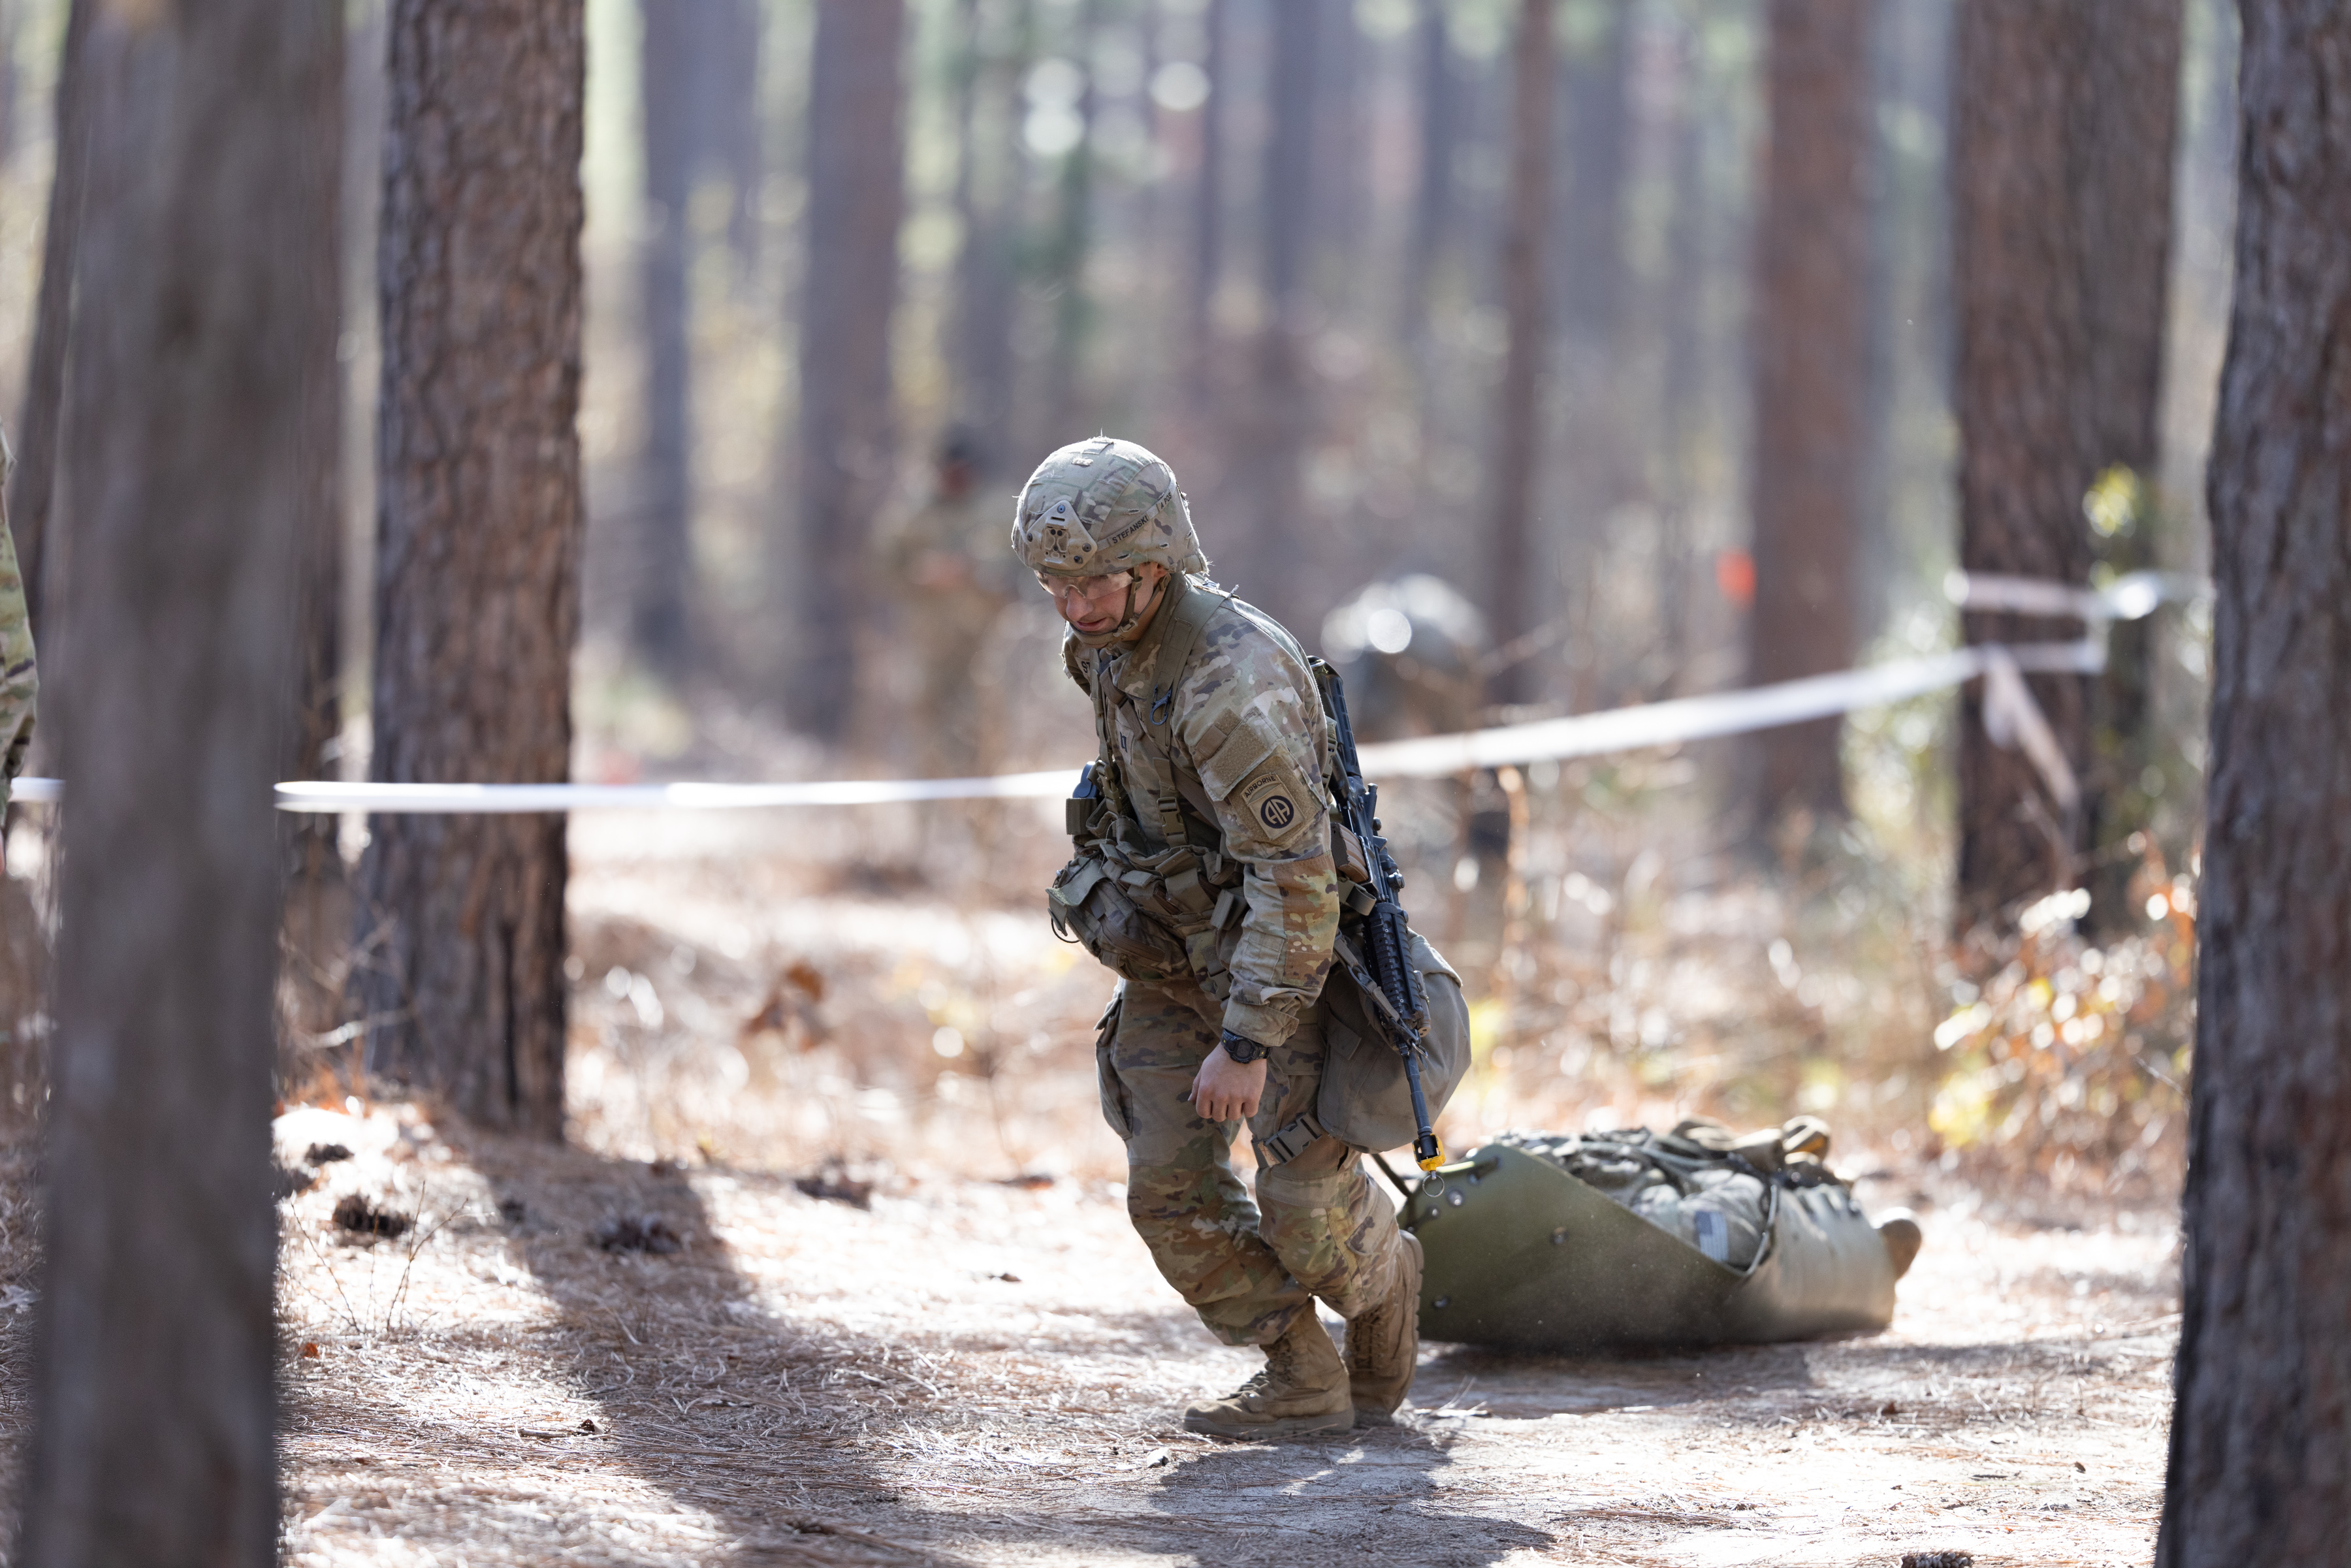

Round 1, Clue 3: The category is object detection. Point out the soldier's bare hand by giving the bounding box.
[1190,1051,1268,1124]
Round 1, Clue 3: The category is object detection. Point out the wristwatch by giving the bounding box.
[1218,1029,1269,1064]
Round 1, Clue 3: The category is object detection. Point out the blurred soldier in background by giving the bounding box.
[1015,436,1421,1439]
[1321,575,1511,952]
[880,426,1014,778]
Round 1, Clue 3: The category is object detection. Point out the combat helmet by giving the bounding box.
[1012,437,1208,580]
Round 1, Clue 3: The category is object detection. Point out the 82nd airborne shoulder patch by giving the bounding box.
[1236,763,1313,846]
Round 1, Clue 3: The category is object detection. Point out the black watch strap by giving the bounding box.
[1218,1029,1268,1064]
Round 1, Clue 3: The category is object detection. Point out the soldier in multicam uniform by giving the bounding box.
[1010,436,1421,1439]
[880,426,1016,780]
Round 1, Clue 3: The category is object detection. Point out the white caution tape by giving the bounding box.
[7,573,2204,816]
[267,770,1083,814]
[1943,566,2200,624]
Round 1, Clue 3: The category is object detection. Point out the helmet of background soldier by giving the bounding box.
[1009,436,1209,583]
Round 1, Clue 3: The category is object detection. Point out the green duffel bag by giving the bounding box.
[1399,1119,1915,1352]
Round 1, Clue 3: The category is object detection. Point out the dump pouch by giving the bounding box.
[1314,930,1472,1153]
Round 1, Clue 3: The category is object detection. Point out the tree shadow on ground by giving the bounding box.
[451,1127,1554,1567]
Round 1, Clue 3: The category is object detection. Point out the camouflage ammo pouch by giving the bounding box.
[1400,1117,1901,1351]
[1048,847,1210,988]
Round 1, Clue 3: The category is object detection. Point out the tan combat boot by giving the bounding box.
[1344,1229,1424,1426]
[1181,1313,1354,1439]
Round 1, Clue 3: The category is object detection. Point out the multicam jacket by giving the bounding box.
[1065,574,1341,1047]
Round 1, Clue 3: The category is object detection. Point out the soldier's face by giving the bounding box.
[1038,566,1160,637]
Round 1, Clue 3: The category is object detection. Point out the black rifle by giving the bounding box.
[1313,662,1445,1171]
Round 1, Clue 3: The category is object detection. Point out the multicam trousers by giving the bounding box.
[1095,978,1405,1346]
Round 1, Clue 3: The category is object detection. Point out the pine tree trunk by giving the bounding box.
[1229,0,1318,624]
[788,0,906,740]
[1400,0,1454,357]
[1745,0,1872,827]
[1187,0,1225,396]
[1554,0,1628,357]
[8,0,94,642]
[636,0,694,677]
[356,0,584,1137]
[18,0,338,1557]
[1949,0,2100,932]
[2157,7,2351,1560]
[1487,0,1554,707]
[952,0,1021,469]
[2079,0,2183,932]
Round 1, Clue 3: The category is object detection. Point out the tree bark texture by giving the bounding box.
[357,0,584,1137]
[8,0,94,644]
[636,0,696,677]
[1949,0,2178,932]
[2156,7,2351,1561]
[788,0,906,740]
[1487,0,1554,707]
[18,0,337,1558]
[1744,0,1872,825]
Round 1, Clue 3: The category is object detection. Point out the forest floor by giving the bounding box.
[0,813,2184,1567]
[249,1109,2175,1568]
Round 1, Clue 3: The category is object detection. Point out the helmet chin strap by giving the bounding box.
[1072,571,1162,649]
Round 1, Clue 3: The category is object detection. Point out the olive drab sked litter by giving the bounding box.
[1401,1123,1906,1351]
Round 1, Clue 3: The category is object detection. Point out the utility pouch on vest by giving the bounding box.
[1047,852,1194,986]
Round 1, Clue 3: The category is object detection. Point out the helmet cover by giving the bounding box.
[1010,436,1208,581]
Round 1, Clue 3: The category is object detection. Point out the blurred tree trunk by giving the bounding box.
[1554,0,1628,358]
[953,0,1023,470]
[356,0,584,1137]
[1487,0,1554,707]
[1654,22,1706,697]
[0,0,17,171]
[1047,0,1100,440]
[1233,0,1317,621]
[2158,7,2351,1559]
[787,0,906,741]
[2080,0,2183,933]
[1744,0,1872,829]
[281,0,351,1034]
[19,0,337,1556]
[1312,0,1366,315]
[1950,0,2181,933]
[714,0,761,277]
[635,0,695,677]
[1187,0,1225,395]
[9,0,95,644]
[1400,0,1454,361]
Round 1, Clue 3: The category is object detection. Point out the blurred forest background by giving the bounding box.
[0,0,2241,1193]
